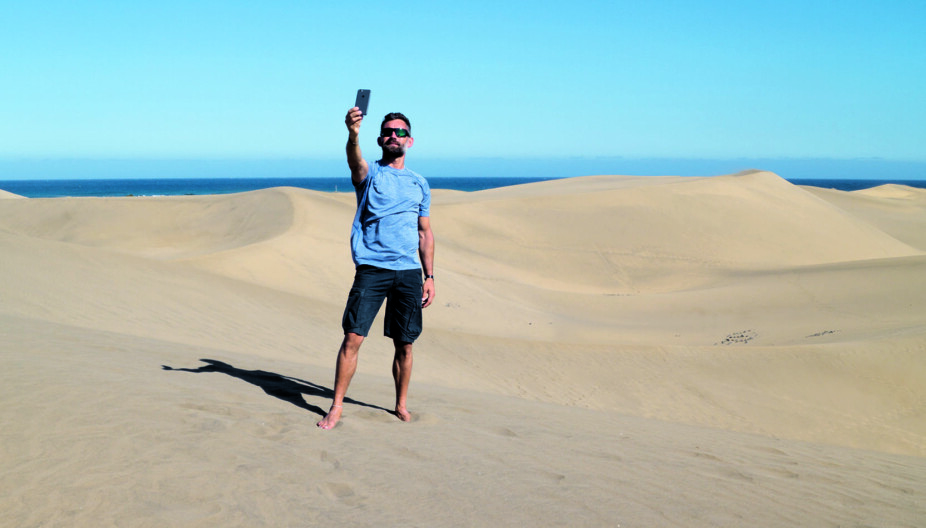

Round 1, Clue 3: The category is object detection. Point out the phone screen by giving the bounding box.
[355,89,371,115]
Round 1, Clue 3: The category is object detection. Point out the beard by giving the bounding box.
[382,140,407,157]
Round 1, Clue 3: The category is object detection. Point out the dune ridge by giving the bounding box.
[1,172,924,527]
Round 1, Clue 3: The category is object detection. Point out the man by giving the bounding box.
[317,107,435,430]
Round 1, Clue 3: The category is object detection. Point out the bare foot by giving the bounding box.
[317,404,342,430]
[395,405,411,422]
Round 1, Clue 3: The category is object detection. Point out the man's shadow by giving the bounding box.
[162,359,389,417]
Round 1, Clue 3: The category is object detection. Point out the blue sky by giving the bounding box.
[1,1,924,178]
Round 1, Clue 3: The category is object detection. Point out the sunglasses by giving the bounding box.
[380,127,410,138]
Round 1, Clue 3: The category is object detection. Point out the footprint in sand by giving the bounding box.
[716,329,757,345]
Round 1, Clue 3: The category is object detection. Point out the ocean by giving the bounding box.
[1,176,925,198]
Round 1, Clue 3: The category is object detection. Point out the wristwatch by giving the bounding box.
[424,274,435,280]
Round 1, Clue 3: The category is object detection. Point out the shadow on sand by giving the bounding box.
[162,359,390,417]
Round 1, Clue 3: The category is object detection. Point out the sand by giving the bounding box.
[1,171,924,527]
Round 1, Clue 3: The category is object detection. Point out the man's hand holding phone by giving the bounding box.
[346,90,371,184]
[347,89,370,136]
[346,107,364,137]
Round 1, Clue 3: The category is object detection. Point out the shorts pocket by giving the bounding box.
[341,287,364,332]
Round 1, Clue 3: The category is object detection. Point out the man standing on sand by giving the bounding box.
[317,107,436,430]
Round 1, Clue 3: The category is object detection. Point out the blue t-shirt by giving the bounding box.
[350,160,431,270]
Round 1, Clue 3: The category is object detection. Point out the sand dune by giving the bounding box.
[1,172,924,527]
[804,182,926,250]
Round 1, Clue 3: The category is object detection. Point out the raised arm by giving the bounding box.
[345,107,369,186]
[418,216,435,308]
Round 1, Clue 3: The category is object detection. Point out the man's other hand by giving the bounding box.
[421,279,435,308]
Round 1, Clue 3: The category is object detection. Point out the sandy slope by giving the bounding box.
[1,172,924,527]
[804,182,926,250]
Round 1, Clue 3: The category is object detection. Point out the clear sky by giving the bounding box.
[1,1,924,170]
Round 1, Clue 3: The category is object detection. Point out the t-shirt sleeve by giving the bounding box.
[419,177,431,217]
[353,160,375,204]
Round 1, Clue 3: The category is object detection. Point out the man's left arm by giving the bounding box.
[418,216,435,308]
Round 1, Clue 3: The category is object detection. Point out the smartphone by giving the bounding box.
[355,89,371,115]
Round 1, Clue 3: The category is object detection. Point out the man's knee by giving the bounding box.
[341,332,365,355]
[393,340,413,357]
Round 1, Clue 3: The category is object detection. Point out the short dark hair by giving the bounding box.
[381,112,411,134]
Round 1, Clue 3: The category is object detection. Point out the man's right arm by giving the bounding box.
[346,107,369,186]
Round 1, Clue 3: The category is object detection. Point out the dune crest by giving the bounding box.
[178,187,358,299]
[855,183,926,199]
[805,182,926,250]
[436,171,920,296]
[0,189,295,259]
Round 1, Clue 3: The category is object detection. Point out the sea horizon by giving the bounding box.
[2,156,925,198]
[2,156,925,181]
